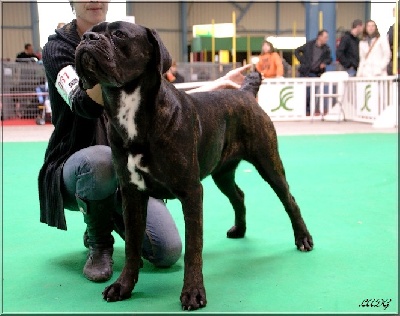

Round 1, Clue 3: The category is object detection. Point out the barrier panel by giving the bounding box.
[178,75,398,124]
[258,78,308,121]
[344,76,398,124]
[1,61,47,120]
[175,62,241,82]
[1,61,397,127]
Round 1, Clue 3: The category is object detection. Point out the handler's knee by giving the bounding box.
[142,198,182,267]
[63,145,117,201]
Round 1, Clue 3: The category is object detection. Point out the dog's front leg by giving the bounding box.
[103,184,148,302]
[179,183,207,310]
[102,126,148,302]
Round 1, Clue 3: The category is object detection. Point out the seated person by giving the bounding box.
[36,80,52,123]
[16,43,39,62]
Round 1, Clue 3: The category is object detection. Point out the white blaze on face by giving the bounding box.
[127,154,149,190]
[117,89,141,140]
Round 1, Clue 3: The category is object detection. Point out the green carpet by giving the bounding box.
[1,133,398,314]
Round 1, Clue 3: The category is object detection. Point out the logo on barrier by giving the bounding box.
[356,82,378,118]
[360,84,371,112]
[271,86,294,112]
[257,83,306,117]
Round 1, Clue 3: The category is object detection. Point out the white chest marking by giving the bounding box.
[127,154,149,190]
[117,89,141,140]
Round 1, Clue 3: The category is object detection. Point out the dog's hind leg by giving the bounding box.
[249,148,313,252]
[212,162,246,238]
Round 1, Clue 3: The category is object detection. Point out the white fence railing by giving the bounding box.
[344,76,398,124]
[176,74,398,126]
[1,59,397,127]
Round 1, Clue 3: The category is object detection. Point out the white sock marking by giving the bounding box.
[127,154,149,190]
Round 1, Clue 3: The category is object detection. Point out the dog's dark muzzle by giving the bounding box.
[75,47,100,89]
[82,31,101,42]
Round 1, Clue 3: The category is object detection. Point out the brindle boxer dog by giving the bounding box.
[75,21,313,311]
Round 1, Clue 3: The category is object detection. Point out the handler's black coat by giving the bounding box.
[38,20,108,230]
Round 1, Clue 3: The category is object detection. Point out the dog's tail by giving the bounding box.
[240,71,262,97]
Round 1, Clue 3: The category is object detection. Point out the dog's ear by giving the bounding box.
[146,28,172,74]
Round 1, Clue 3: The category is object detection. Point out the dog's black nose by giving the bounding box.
[82,32,100,41]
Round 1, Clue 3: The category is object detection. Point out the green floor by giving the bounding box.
[1,133,398,314]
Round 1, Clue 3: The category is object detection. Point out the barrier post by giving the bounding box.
[393,0,398,75]
[292,21,297,78]
[319,11,323,30]
[211,19,215,63]
[232,11,236,68]
[247,34,251,66]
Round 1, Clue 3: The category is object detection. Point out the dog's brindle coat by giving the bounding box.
[75,21,313,310]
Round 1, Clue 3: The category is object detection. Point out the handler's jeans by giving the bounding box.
[62,145,182,268]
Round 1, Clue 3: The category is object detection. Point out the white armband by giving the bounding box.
[56,65,80,110]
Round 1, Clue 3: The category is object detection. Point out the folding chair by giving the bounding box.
[313,71,349,122]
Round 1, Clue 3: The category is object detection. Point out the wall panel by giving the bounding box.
[2,2,32,60]
[131,2,180,29]
[0,1,370,63]
[337,2,366,32]
[280,2,306,36]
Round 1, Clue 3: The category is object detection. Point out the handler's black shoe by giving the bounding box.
[83,245,114,282]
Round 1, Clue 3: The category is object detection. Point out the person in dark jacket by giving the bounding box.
[294,30,333,115]
[294,29,333,78]
[16,43,39,61]
[39,0,252,284]
[337,19,363,76]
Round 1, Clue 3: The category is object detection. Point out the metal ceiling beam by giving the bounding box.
[180,2,188,62]
[31,2,40,50]
[230,1,253,25]
[276,2,280,35]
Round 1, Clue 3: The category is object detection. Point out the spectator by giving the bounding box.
[16,43,38,61]
[295,30,333,115]
[164,60,185,83]
[387,7,399,75]
[35,79,52,124]
[255,40,284,78]
[57,22,66,29]
[337,19,363,76]
[295,29,332,78]
[35,47,43,61]
[357,20,391,77]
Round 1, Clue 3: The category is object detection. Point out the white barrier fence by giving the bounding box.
[176,74,399,126]
[1,60,397,128]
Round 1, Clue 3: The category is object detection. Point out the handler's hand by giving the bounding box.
[186,64,252,93]
[86,84,104,106]
[221,63,252,87]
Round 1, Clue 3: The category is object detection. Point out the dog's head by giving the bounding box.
[75,21,172,89]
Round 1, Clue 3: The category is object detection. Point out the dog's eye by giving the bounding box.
[113,30,126,38]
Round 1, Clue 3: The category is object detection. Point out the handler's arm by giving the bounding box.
[42,39,104,119]
[186,64,252,94]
